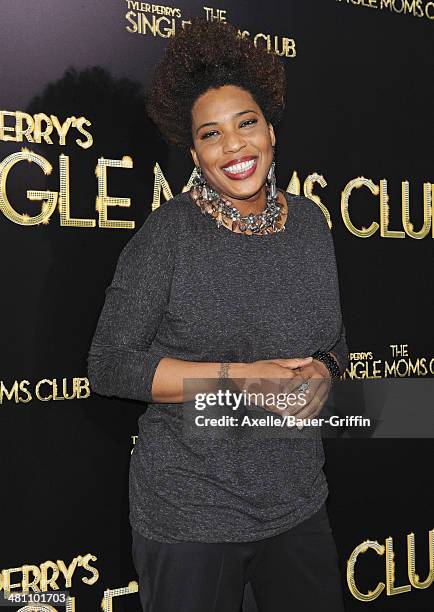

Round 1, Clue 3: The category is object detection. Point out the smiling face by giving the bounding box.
[190,85,276,210]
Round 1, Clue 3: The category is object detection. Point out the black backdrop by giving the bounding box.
[1,1,433,610]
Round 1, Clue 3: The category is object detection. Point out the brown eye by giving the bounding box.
[240,118,258,128]
[201,130,219,140]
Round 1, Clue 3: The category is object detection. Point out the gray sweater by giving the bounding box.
[87,189,348,543]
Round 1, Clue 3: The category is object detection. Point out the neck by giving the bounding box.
[221,184,268,216]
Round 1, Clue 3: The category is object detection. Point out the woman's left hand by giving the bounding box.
[282,359,332,427]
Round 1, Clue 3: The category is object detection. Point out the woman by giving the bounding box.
[87,17,348,612]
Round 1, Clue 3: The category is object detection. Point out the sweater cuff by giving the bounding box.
[120,348,163,403]
[328,343,348,376]
[87,342,163,403]
[326,328,349,376]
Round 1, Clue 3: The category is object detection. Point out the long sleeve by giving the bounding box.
[307,197,349,376]
[87,206,175,403]
[327,321,349,375]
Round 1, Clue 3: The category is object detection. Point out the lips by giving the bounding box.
[221,155,258,180]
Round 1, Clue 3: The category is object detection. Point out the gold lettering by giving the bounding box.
[73,117,93,149]
[75,378,91,400]
[0,110,17,141]
[59,154,95,227]
[347,540,385,601]
[125,10,138,33]
[0,150,58,226]
[79,553,99,585]
[385,536,411,595]
[401,181,432,239]
[155,16,175,37]
[140,12,157,35]
[15,112,35,143]
[35,379,53,401]
[286,170,301,195]
[380,179,405,238]
[151,162,174,211]
[56,558,79,589]
[304,173,332,228]
[50,116,74,146]
[21,565,41,592]
[407,530,434,589]
[19,381,32,403]
[1,567,22,591]
[96,156,134,229]
[341,177,379,237]
[253,32,268,50]
[33,113,54,144]
[101,581,139,612]
[0,381,20,402]
[13,607,57,612]
[52,379,66,401]
[39,561,60,592]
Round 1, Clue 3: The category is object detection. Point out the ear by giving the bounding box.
[190,146,199,168]
[268,123,276,147]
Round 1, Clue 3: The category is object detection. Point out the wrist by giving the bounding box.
[311,350,341,379]
[217,362,249,390]
[313,359,330,378]
[228,363,250,378]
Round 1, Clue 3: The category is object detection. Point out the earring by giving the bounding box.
[193,165,210,200]
[266,159,277,199]
[193,165,205,186]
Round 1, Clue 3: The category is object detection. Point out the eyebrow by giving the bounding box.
[195,109,258,135]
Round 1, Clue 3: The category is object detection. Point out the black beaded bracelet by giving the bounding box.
[311,351,341,379]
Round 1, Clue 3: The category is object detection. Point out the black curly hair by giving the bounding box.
[145,17,286,150]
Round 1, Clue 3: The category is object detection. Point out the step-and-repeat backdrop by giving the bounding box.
[1,1,433,610]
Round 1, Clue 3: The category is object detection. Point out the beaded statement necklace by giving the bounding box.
[188,164,286,236]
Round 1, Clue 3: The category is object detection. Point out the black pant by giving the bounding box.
[131,503,345,612]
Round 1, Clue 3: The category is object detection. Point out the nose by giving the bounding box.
[222,130,247,154]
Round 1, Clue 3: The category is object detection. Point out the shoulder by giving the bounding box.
[140,191,190,227]
[113,194,187,269]
[127,191,191,245]
[282,191,330,234]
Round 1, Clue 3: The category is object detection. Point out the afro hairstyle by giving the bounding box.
[145,17,286,150]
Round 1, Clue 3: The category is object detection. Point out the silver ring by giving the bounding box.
[298,380,310,393]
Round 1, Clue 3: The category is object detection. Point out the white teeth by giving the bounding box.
[223,159,256,174]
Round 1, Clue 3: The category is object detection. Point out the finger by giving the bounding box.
[296,396,322,429]
[284,376,310,396]
[292,378,324,413]
[288,398,322,430]
[286,379,328,421]
[274,357,313,369]
[286,378,331,428]
[291,363,331,405]
[276,385,313,418]
[292,383,330,426]
[299,361,331,380]
[290,364,326,392]
[306,378,330,409]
